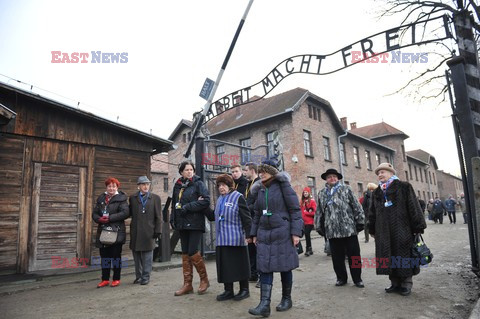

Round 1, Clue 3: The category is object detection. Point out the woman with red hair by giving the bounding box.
[92,177,129,288]
[300,187,317,256]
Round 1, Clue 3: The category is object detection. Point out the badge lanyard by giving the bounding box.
[263,188,272,216]
[140,192,149,213]
[245,179,255,199]
[381,179,394,207]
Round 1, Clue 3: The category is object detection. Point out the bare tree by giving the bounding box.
[379,0,480,103]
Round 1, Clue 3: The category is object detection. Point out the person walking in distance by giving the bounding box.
[300,187,316,256]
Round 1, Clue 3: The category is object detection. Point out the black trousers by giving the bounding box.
[329,235,362,283]
[179,230,203,256]
[99,243,123,281]
[248,243,257,277]
[304,224,313,249]
[447,211,456,224]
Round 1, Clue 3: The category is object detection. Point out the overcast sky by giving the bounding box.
[0,0,461,175]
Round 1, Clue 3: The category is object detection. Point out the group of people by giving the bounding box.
[93,158,428,317]
[92,176,162,288]
[426,194,467,224]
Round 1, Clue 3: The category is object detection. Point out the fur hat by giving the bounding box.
[258,157,279,176]
[216,174,234,189]
[375,162,396,175]
[321,168,343,180]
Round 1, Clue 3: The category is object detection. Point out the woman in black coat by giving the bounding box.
[369,163,426,296]
[249,159,303,317]
[170,161,211,296]
[92,177,129,288]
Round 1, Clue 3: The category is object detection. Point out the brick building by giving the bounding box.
[167,87,462,203]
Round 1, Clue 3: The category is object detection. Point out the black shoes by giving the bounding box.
[399,287,411,296]
[133,278,141,284]
[354,281,365,288]
[385,285,398,293]
[217,290,235,301]
[233,289,250,301]
[335,280,347,286]
[140,279,149,285]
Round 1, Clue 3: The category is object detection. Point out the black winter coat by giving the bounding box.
[369,180,426,277]
[170,175,210,232]
[250,172,303,273]
[234,176,248,197]
[92,191,129,248]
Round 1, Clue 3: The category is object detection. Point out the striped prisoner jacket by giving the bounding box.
[215,190,252,246]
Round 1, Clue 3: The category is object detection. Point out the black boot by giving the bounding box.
[248,283,272,317]
[275,282,292,312]
[217,283,234,301]
[234,280,250,301]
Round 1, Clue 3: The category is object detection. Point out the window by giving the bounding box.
[317,108,321,121]
[182,133,186,143]
[308,105,312,118]
[405,171,409,181]
[266,131,276,158]
[340,142,346,165]
[307,176,317,201]
[401,144,406,162]
[353,146,360,167]
[187,132,192,142]
[423,191,426,201]
[417,190,421,198]
[307,104,321,122]
[323,136,331,161]
[435,192,438,198]
[408,164,413,180]
[432,172,436,185]
[425,170,428,183]
[365,150,372,170]
[414,166,418,181]
[375,153,381,166]
[303,130,312,156]
[420,169,423,182]
[313,107,317,120]
[385,155,390,164]
[163,178,168,192]
[240,138,251,164]
[216,145,225,171]
[357,183,364,198]
[429,171,432,184]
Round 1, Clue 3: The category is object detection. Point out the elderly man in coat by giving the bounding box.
[129,176,162,285]
[315,168,365,288]
[369,163,426,296]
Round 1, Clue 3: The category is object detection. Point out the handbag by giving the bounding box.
[99,225,118,245]
[411,234,433,265]
[296,241,304,254]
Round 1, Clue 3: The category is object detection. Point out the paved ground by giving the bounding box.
[1,219,479,319]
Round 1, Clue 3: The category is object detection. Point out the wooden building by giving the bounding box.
[0,82,172,274]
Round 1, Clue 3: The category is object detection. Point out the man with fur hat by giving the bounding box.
[315,168,365,288]
[369,163,426,296]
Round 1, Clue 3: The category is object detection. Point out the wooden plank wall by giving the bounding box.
[91,147,151,258]
[0,135,24,271]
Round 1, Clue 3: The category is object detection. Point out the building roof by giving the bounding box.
[0,81,173,154]
[168,119,193,140]
[407,149,438,169]
[349,121,409,140]
[151,154,169,173]
[346,132,396,152]
[206,87,344,135]
[0,102,16,125]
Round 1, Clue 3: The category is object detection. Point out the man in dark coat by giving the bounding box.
[231,164,248,196]
[432,197,446,224]
[243,162,261,283]
[249,158,303,316]
[129,176,162,285]
[369,163,426,296]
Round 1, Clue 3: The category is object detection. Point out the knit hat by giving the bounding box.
[375,162,396,175]
[258,157,279,176]
[321,168,343,180]
[303,187,311,194]
[216,174,234,189]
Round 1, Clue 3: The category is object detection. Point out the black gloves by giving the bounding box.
[153,233,161,239]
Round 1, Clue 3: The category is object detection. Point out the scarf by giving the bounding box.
[379,175,399,192]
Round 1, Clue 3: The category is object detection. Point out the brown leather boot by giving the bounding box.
[174,254,194,296]
[191,251,209,294]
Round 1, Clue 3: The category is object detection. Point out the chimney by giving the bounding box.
[350,122,357,130]
[340,117,347,130]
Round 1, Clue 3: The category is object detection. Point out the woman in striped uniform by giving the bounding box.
[215,174,252,302]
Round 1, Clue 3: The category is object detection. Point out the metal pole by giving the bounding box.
[185,0,255,158]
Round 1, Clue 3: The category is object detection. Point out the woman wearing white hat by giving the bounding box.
[369,163,426,296]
